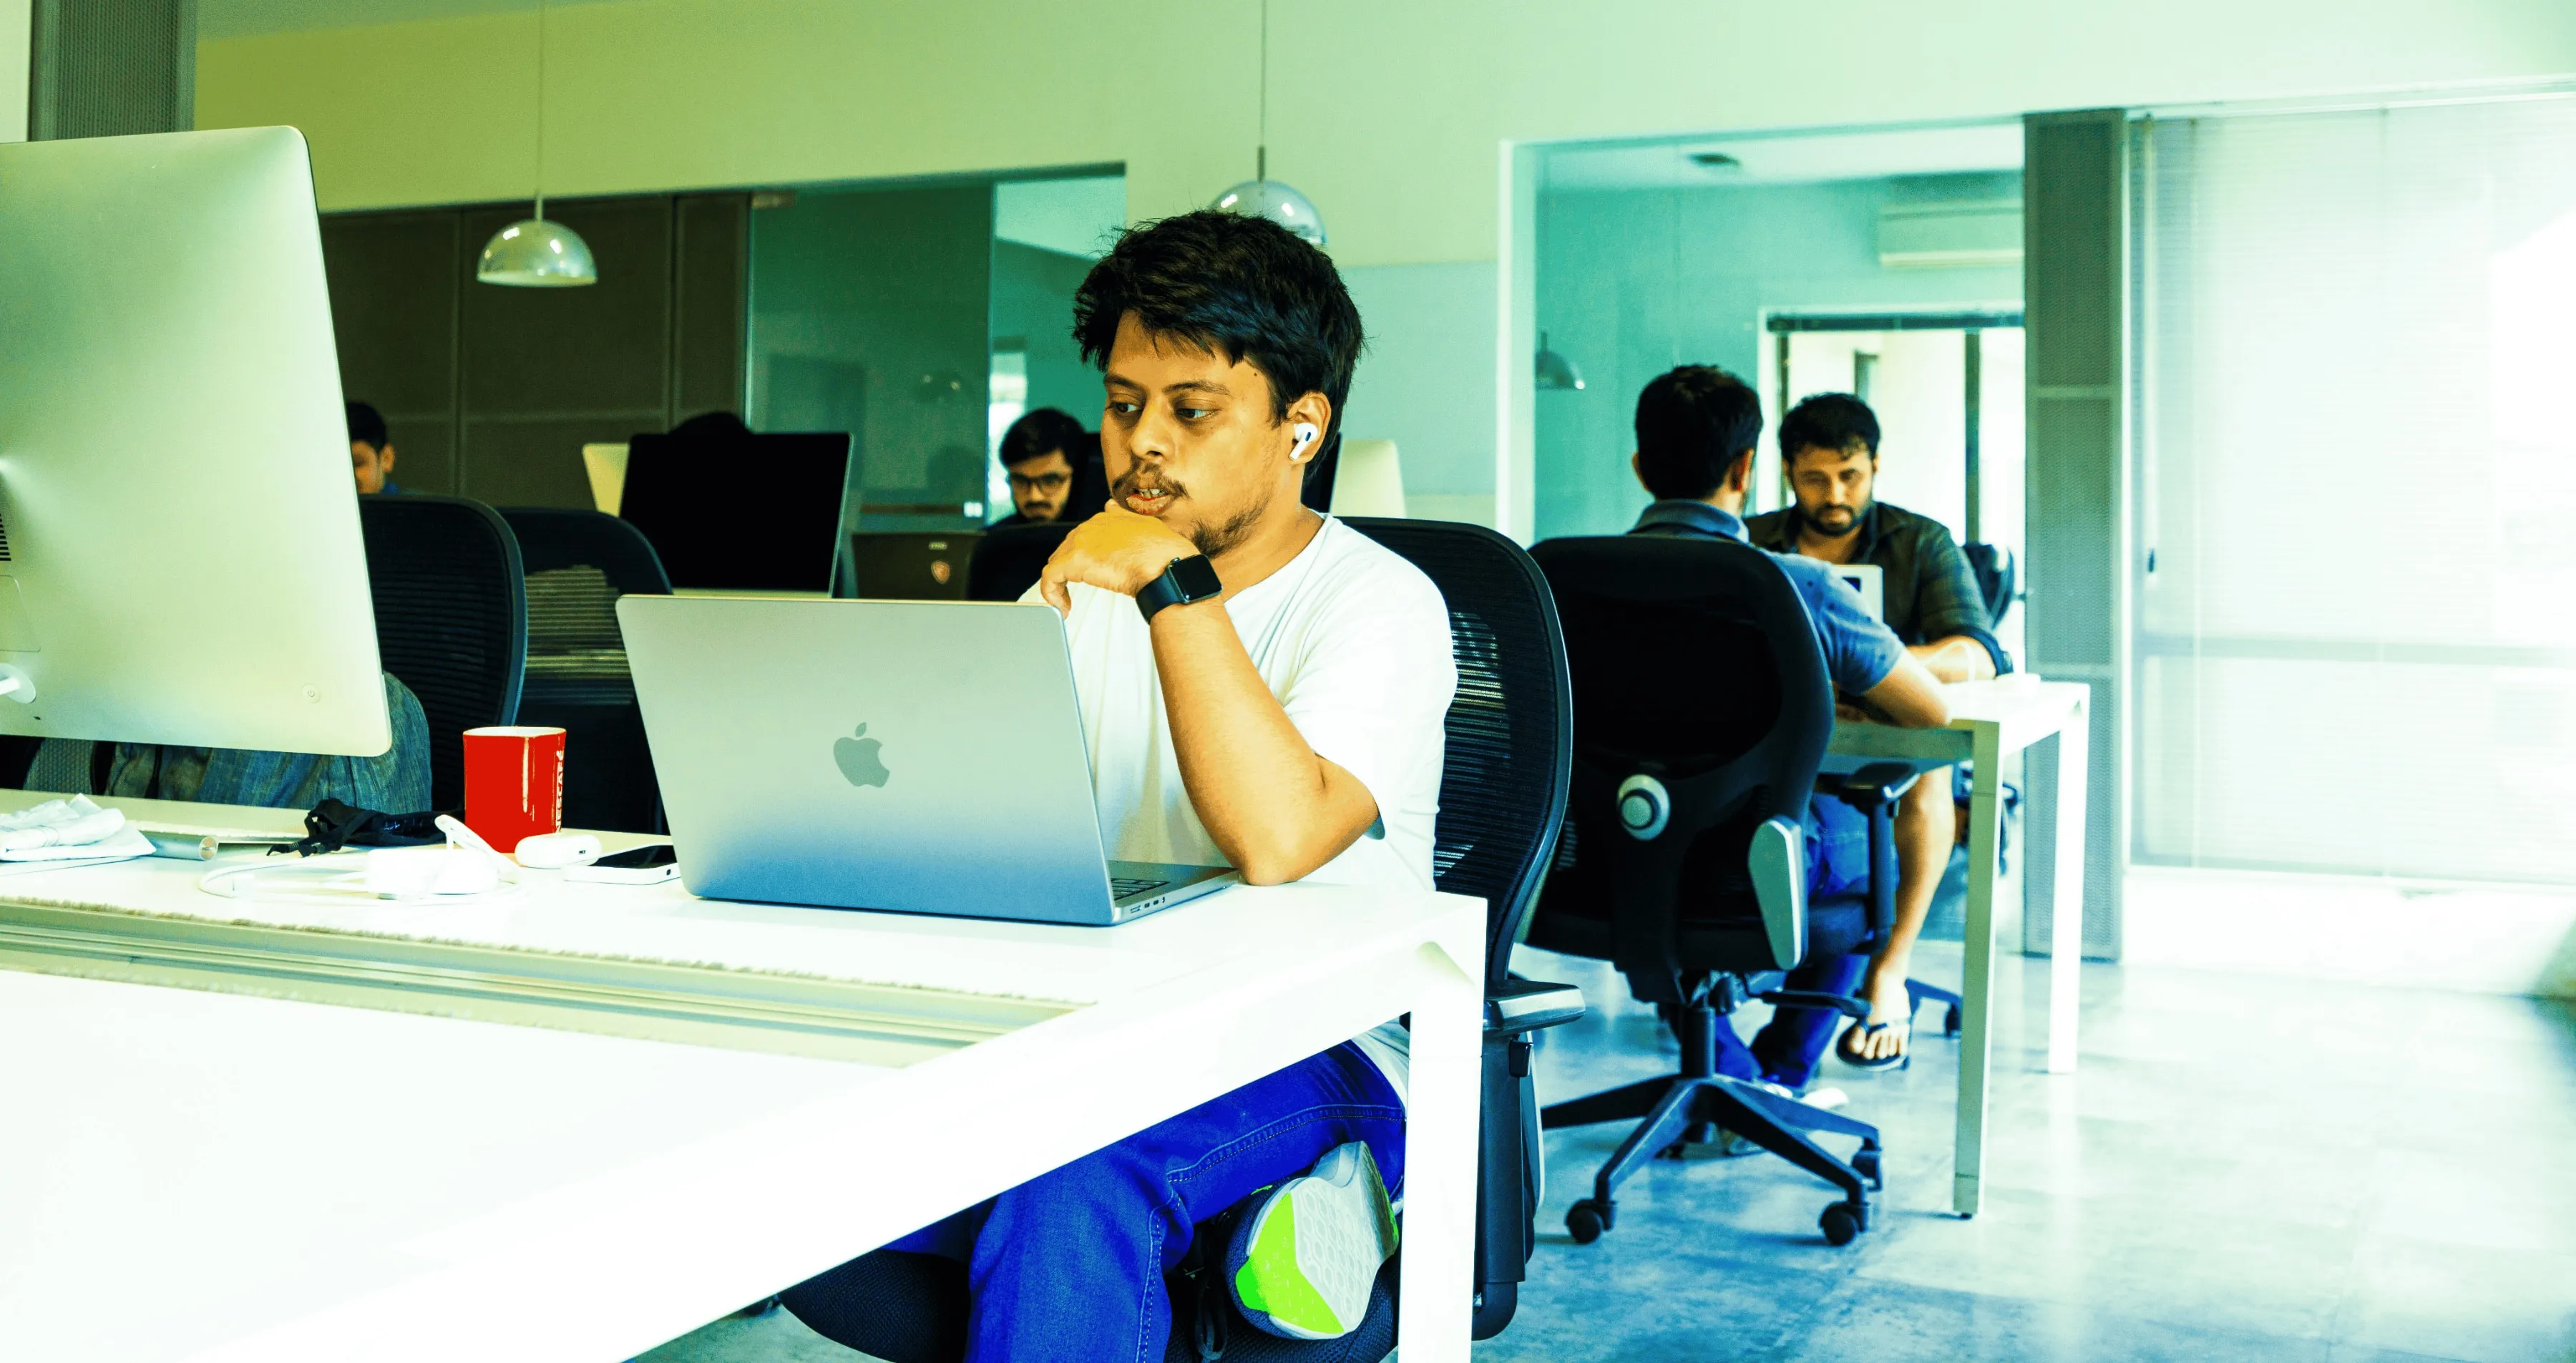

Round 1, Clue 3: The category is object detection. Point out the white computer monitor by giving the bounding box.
[0,127,391,756]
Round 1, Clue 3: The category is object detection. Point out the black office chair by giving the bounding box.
[1527,534,1921,1248]
[780,517,1581,1361]
[1964,542,2016,627]
[358,496,527,815]
[965,520,1076,602]
[499,508,671,833]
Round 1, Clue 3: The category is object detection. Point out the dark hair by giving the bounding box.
[1072,210,1364,435]
[1000,408,1088,468]
[1634,366,1764,500]
[671,411,753,441]
[1778,392,1879,462]
[346,401,389,450]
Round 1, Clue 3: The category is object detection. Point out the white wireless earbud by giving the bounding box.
[1292,422,1319,460]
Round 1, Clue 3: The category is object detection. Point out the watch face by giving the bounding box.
[1170,555,1223,600]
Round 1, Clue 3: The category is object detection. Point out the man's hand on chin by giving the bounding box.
[1038,505,1201,613]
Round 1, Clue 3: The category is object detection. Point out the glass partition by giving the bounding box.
[747,170,1123,536]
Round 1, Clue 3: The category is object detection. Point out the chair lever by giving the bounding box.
[1757,989,1870,1021]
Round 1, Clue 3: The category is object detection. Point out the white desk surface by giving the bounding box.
[1830,675,2087,760]
[0,793,1488,1362]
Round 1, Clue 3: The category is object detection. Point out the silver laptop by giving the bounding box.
[617,595,1237,925]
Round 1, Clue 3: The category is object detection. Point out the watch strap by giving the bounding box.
[1136,555,1220,621]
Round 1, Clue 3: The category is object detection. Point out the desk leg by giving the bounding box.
[1953,722,2004,1218]
[1395,942,1480,1360]
[2046,696,2090,1075]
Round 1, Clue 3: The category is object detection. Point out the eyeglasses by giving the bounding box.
[1007,471,1071,494]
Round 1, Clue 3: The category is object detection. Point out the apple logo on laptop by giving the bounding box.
[834,723,890,788]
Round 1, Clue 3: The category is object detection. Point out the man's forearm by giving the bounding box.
[1151,600,1375,884]
[1908,635,1996,683]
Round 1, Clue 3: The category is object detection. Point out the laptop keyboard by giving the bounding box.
[1111,876,1171,900]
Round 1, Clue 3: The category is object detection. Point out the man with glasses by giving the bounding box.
[992,406,1090,526]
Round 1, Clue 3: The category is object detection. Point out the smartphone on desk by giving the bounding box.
[562,843,680,884]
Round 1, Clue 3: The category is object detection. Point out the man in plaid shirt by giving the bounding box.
[1747,392,2008,1070]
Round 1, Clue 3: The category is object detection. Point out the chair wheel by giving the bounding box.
[1566,1200,1608,1244]
[1943,1005,1963,1036]
[1820,1202,1863,1246]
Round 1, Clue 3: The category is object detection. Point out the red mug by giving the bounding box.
[462,726,566,854]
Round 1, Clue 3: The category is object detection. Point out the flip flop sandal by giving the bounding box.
[1836,1019,1911,1072]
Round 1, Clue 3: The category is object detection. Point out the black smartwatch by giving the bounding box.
[1136,554,1222,621]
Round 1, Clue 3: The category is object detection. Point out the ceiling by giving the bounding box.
[1541,122,2024,192]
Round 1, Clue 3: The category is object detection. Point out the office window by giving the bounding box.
[2135,95,2576,884]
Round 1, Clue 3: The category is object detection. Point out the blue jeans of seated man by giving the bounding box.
[1714,793,1873,1092]
[888,1042,1405,1363]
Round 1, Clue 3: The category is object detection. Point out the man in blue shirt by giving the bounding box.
[1626,365,1950,1093]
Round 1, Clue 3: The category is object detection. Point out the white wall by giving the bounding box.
[1,0,30,143]
[1340,261,1496,522]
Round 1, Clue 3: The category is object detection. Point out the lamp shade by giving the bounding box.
[1211,179,1327,247]
[477,217,598,287]
[1535,331,1585,391]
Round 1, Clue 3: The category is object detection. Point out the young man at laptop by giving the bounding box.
[1627,366,1952,1093]
[1744,391,2005,1068]
[885,210,1457,1358]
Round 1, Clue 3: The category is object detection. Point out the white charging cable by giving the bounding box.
[197,816,525,907]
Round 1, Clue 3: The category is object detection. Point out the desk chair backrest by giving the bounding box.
[1965,541,2016,627]
[358,496,527,814]
[500,508,670,831]
[965,520,1075,602]
[1340,517,1571,988]
[1528,534,1833,1006]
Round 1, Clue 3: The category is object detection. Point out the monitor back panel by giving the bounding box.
[844,532,980,601]
[621,433,852,592]
[0,128,389,755]
[618,595,1125,923]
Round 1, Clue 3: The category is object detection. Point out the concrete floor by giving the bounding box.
[644,943,2576,1362]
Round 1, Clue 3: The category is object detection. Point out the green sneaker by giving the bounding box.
[1225,1141,1400,1341]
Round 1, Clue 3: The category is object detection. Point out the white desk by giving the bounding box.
[1828,675,2089,1217]
[0,795,1486,1362]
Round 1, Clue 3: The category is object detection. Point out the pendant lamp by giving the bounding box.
[1209,0,1326,246]
[1535,331,1586,391]
[479,0,596,287]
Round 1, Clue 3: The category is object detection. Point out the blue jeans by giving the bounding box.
[889,1042,1406,1363]
[1713,793,1873,1090]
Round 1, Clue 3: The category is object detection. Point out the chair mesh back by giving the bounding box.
[500,508,670,833]
[1528,535,1836,988]
[359,497,527,813]
[521,565,633,706]
[1340,518,1571,989]
[967,521,1076,602]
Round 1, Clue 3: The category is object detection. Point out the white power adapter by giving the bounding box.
[514,831,602,869]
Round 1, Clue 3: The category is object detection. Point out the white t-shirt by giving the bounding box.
[1041,515,1456,1099]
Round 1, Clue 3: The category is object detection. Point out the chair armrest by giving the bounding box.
[1757,988,1870,1021]
[1820,761,1924,811]
[1747,816,1806,971]
[1487,976,1586,1034]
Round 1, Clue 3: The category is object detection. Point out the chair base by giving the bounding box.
[1538,1003,1883,1248]
[1906,978,1964,1036]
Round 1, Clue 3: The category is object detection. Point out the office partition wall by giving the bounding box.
[2132,92,2576,886]
[319,194,749,507]
[25,0,190,140]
